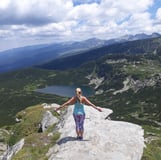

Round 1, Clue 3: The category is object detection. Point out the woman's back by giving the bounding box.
[73,98,85,115]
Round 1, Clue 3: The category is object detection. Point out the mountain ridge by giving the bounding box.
[0,32,160,73]
[38,36,161,70]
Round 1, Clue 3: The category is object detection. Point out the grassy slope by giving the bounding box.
[0,68,71,127]
[8,105,60,160]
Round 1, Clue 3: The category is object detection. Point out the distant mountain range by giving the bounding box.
[117,32,161,41]
[0,32,160,73]
[38,35,161,70]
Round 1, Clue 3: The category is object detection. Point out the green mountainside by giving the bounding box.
[0,38,161,159]
[37,37,161,70]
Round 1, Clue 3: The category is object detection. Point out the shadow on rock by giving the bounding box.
[57,136,89,145]
[57,136,77,145]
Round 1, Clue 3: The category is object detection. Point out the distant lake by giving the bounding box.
[36,85,94,97]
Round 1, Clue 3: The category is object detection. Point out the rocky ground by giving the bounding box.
[47,105,144,160]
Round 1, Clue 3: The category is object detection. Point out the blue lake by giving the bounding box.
[36,85,94,97]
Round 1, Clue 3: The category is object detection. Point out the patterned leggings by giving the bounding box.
[73,114,85,132]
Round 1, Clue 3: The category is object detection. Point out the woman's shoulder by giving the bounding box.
[68,96,77,104]
[81,96,87,101]
[72,96,77,99]
[81,96,86,99]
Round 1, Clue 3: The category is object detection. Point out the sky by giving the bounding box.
[0,0,161,51]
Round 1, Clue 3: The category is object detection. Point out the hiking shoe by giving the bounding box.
[78,136,83,140]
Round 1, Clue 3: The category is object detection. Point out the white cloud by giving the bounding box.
[128,12,152,29]
[0,0,73,25]
[0,0,161,51]
[156,8,161,20]
[0,0,10,9]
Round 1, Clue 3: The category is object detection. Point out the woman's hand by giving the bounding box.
[54,107,60,115]
[96,107,102,112]
[56,106,61,111]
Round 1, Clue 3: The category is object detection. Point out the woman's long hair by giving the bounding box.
[75,88,82,103]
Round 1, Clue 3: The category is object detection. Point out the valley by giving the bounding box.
[0,37,161,159]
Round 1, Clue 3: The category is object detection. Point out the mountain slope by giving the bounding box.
[0,41,161,159]
[0,39,106,73]
[38,37,161,70]
[1,33,160,73]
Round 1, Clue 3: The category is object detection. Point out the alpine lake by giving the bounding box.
[36,85,94,97]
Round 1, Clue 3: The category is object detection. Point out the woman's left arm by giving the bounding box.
[83,97,102,112]
[56,97,76,111]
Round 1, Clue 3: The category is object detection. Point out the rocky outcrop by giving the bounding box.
[86,74,104,89]
[47,105,144,160]
[0,129,9,160]
[1,139,24,160]
[113,75,161,94]
[42,103,59,109]
[39,110,59,132]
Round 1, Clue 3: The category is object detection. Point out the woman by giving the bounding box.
[56,87,102,140]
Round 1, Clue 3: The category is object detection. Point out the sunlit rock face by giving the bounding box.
[1,139,24,160]
[47,105,144,160]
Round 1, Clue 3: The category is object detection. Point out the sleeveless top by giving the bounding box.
[73,99,85,115]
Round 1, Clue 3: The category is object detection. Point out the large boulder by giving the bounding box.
[39,111,59,132]
[47,105,144,160]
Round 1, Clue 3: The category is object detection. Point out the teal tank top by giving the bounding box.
[73,101,85,115]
